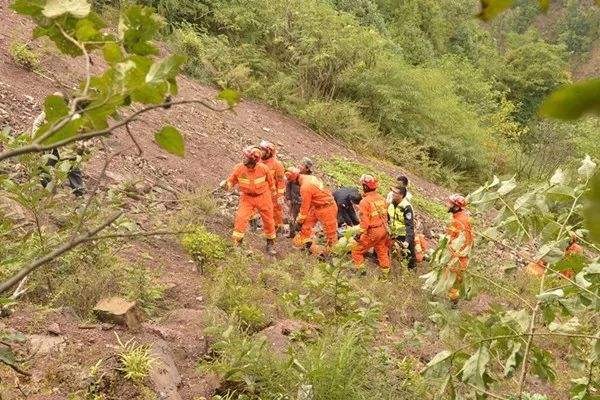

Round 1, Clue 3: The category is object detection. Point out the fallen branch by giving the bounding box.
[83,229,195,242]
[0,211,122,294]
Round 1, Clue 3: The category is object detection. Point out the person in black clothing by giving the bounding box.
[285,178,302,238]
[333,187,362,227]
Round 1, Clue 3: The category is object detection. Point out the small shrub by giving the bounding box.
[123,265,165,315]
[181,225,228,270]
[115,334,154,382]
[208,259,272,332]
[9,42,39,70]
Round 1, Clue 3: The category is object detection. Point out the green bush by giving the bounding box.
[205,255,272,332]
[9,42,39,70]
[181,225,228,269]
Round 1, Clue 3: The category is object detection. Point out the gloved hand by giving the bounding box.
[219,180,228,189]
[402,241,409,249]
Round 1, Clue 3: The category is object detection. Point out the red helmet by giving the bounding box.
[447,194,467,208]
[242,146,262,163]
[285,167,300,182]
[360,174,378,190]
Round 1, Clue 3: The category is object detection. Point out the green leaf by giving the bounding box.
[218,88,241,107]
[550,168,566,186]
[0,347,20,371]
[530,348,556,382]
[10,0,45,16]
[539,79,600,120]
[584,171,600,245]
[41,118,83,144]
[155,126,185,157]
[43,95,69,122]
[536,288,564,302]
[548,316,581,333]
[501,309,530,333]
[477,0,514,21]
[75,18,98,41]
[33,24,83,56]
[461,346,490,387]
[538,0,550,11]
[119,5,161,56]
[102,42,123,64]
[146,55,187,85]
[504,341,522,377]
[43,0,90,18]
[497,177,516,196]
[578,155,597,180]
[426,350,453,369]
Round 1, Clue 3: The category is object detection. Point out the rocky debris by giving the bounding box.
[93,297,143,330]
[257,320,317,356]
[145,309,211,360]
[46,323,61,336]
[149,340,183,400]
[28,334,66,355]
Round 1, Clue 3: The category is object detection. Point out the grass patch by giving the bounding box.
[181,225,229,272]
[27,242,165,318]
[9,41,39,70]
[319,156,447,221]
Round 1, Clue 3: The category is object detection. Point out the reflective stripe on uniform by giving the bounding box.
[232,231,245,239]
[277,188,285,194]
[254,176,266,184]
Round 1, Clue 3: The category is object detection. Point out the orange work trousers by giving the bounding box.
[295,203,338,246]
[273,196,284,228]
[233,192,276,240]
[447,256,469,301]
[351,225,391,270]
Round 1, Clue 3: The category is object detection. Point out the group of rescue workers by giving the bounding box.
[220,141,474,302]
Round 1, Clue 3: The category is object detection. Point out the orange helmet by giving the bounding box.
[242,146,262,163]
[360,174,378,191]
[447,194,467,208]
[285,167,300,182]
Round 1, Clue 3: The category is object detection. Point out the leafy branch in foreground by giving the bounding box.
[422,157,599,399]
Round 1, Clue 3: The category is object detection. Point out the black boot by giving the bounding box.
[266,239,277,256]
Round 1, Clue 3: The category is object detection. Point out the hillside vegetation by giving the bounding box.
[114,0,600,187]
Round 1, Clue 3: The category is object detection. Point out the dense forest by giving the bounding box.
[105,0,600,186]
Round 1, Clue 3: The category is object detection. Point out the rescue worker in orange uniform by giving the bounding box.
[526,234,584,279]
[351,175,391,276]
[286,167,339,249]
[445,194,474,303]
[220,147,277,255]
[258,140,286,233]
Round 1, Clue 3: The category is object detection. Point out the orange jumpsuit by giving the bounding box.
[446,210,473,301]
[226,162,276,240]
[293,175,338,247]
[415,233,429,263]
[351,191,391,271]
[262,156,286,228]
[526,240,583,279]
